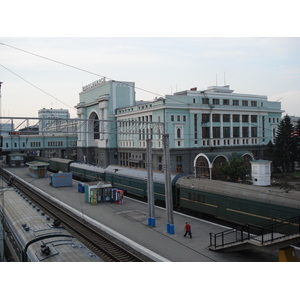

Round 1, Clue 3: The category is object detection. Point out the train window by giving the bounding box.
[197,194,205,203]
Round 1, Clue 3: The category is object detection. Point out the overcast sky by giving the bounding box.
[1,2,300,121]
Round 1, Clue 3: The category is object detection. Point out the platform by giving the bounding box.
[4,166,278,262]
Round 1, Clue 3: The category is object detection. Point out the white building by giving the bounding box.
[38,108,70,133]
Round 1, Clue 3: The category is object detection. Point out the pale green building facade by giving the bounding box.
[75,80,283,174]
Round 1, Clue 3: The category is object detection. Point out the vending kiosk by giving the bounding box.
[84,181,112,205]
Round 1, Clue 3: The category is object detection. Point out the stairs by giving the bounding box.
[209,216,300,252]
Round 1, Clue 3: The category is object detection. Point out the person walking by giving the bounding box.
[184,222,192,238]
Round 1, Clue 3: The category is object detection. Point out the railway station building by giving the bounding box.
[75,79,283,175]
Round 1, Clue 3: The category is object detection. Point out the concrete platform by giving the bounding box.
[4,166,278,262]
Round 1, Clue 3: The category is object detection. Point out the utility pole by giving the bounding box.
[146,139,155,226]
[163,134,174,234]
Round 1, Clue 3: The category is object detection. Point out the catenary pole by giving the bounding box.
[163,134,174,234]
[146,139,155,226]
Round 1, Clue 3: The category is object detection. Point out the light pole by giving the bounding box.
[163,134,174,234]
[146,139,155,226]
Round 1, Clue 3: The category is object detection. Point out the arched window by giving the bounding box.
[177,128,181,138]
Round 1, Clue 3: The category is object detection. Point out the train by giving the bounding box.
[0,180,102,262]
[42,157,300,226]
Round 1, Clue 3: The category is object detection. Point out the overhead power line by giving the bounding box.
[0,64,76,111]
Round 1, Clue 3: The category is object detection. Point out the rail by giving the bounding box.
[209,216,300,250]
[0,168,151,261]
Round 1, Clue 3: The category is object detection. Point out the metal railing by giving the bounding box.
[209,216,300,250]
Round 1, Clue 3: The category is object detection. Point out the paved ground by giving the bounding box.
[5,166,279,262]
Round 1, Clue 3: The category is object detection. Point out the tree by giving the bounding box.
[294,118,300,164]
[273,115,297,172]
[220,152,248,181]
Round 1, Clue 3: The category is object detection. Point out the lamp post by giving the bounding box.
[146,139,155,226]
[163,134,174,234]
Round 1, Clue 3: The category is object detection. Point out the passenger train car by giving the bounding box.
[0,182,102,262]
[70,162,184,204]
[39,157,300,226]
[176,176,300,225]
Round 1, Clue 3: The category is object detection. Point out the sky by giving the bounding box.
[1,1,300,123]
[1,37,300,121]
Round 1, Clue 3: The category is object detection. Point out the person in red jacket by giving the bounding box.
[184,222,192,238]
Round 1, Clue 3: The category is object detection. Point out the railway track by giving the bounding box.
[1,168,152,262]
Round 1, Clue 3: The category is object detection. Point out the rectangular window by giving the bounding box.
[223,99,229,105]
[177,115,180,122]
[213,98,219,105]
[233,115,240,122]
[251,101,257,107]
[202,114,210,123]
[251,115,257,123]
[233,100,239,106]
[251,127,257,137]
[233,127,239,138]
[202,98,209,104]
[212,114,220,122]
[242,100,248,106]
[202,127,210,138]
[242,115,249,122]
[242,127,249,137]
[213,127,220,138]
[171,115,174,121]
[223,114,230,122]
[223,127,230,138]
[183,116,186,122]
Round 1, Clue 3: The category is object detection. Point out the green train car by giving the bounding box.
[69,163,106,182]
[176,176,300,225]
[48,158,74,173]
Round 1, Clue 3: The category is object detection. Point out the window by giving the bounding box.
[233,127,239,137]
[242,100,248,106]
[251,127,257,137]
[213,127,220,138]
[177,128,181,138]
[202,98,209,104]
[202,114,210,123]
[171,115,174,121]
[233,100,239,106]
[193,98,196,104]
[233,115,240,122]
[251,115,257,123]
[223,99,229,105]
[212,114,220,122]
[177,115,180,122]
[242,127,249,137]
[213,98,220,105]
[183,115,186,122]
[202,127,210,138]
[223,114,230,122]
[242,115,249,122]
[223,127,230,138]
[251,101,257,107]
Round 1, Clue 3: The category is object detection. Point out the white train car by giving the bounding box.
[0,184,102,262]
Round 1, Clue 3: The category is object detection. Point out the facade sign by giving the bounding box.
[82,78,106,92]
